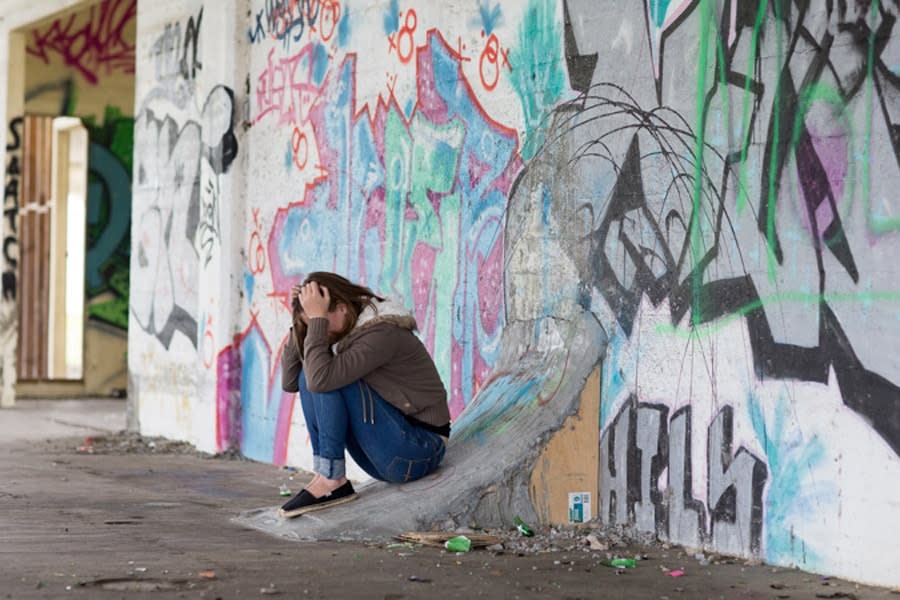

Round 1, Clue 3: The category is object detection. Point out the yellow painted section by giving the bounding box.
[529,366,600,525]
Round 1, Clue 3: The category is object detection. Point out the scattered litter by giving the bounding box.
[665,570,684,577]
[585,534,608,551]
[198,570,216,580]
[278,484,291,497]
[76,437,94,454]
[260,583,281,595]
[513,516,535,537]
[395,532,501,549]
[444,535,472,553]
[600,558,636,569]
[407,576,432,583]
[132,567,147,573]
[385,542,416,550]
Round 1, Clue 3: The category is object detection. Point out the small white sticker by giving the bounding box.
[568,491,592,523]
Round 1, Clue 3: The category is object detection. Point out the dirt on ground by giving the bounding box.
[2,431,896,600]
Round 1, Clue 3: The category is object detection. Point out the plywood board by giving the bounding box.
[528,366,600,525]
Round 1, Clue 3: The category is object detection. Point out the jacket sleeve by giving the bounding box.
[281,328,303,392]
[302,318,395,392]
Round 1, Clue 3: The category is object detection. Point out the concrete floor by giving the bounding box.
[0,399,896,599]
[0,397,125,442]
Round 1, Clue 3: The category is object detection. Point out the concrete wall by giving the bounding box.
[122,0,899,587]
[550,0,898,587]
[129,0,243,445]
[1,0,135,399]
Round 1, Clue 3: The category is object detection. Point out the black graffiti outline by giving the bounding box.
[132,85,237,349]
[600,398,766,553]
[514,0,900,457]
[2,117,23,302]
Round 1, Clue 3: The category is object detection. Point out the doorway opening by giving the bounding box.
[16,116,89,382]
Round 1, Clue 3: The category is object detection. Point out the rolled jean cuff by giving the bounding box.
[314,455,345,480]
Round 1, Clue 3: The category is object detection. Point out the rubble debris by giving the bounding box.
[394,532,501,548]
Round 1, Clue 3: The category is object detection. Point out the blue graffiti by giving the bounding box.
[648,0,674,28]
[452,373,545,443]
[383,0,400,34]
[749,393,834,568]
[337,4,350,46]
[240,326,285,462]
[476,0,503,34]
[86,142,131,294]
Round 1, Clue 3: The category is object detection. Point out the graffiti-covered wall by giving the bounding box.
[124,0,900,586]
[130,0,242,445]
[503,0,899,587]
[228,0,560,469]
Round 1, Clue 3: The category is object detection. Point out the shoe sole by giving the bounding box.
[278,492,358,518]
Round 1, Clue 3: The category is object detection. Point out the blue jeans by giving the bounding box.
[297,370,446,483]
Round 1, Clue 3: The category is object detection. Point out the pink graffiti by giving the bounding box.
[215,341,241,452]
[254,44,323,126]
[216,318,296,464]
[27,0,137,85]
[802,118,849,238]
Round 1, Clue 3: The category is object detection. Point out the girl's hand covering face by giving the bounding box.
[290,284,303,314]
[299,282,331,319]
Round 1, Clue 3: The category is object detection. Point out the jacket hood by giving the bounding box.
[334,297,417,352]
[354,296,417,332]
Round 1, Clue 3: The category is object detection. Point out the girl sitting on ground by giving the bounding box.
[279,271,450,518]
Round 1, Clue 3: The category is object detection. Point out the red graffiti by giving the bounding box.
[454,36,472,63]
[292,127,310,170]
[385,72,399,98]
[248,208,267,275]
[387,9,417,64]
[315,0,342,42]
[26,0,136,85]
[478,32,512,92]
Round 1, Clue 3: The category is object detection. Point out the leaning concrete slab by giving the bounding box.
[235,314,606,541]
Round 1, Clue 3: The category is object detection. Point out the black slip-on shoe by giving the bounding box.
[278,481,358,518]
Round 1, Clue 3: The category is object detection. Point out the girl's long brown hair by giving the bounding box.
[292,272,384,347]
